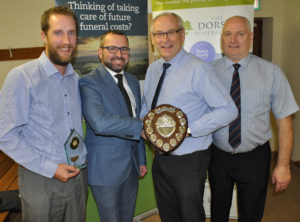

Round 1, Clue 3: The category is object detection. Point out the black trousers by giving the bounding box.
[152,148,211,222]
[208,142,271,222]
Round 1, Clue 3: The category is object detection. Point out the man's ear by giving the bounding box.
[98,48,103,61]
[41,31,47,44]
[181,28,186,44]
[151,33,155,46]
[250,31,254,42]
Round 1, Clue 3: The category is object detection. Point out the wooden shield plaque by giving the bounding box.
[143,104,188,152]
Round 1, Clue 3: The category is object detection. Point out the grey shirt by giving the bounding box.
[212,54,299,153]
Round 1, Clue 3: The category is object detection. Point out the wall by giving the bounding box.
[254,0,284,64]
[281,0,300,161]
[261,17,273,61]
[255,0,300,161]
[0,0,54,86]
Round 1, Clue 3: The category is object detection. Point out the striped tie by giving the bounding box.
[229,63,241,149]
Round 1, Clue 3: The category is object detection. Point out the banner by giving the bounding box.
[55,0,148,79]
[152,0,254,63]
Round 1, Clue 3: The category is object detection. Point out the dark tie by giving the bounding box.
[115,74,133,117]
[151,63,171,109]
[229,63,241,149]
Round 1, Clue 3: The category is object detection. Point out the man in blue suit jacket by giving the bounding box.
[79,30,147,222]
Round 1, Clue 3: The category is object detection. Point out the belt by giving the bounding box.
[213,141,270,155]
[156,150,171,156]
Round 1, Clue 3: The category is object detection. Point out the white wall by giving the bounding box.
[281,0,300,161]
[0,0,54,87]
[255,0,300,161]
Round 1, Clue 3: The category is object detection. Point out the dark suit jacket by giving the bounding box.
[79,64,146,186]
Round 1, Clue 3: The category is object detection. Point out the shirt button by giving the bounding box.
[65,94,67,97]
[67,112,70,115]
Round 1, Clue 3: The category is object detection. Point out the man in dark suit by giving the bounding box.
[79,30,147,222]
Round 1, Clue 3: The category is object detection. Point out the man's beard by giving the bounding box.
[48,44,76,66]
[103,57,128,73]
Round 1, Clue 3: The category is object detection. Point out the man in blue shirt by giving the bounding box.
[0,6,88,221]
[140,13,237,222]
[209,16,299,222]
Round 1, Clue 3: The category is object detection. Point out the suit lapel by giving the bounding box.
[96,65,119,94]
[96,65,130,115]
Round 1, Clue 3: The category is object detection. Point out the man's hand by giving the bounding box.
[272,165,291,192]
[141,130,147,140]
[54,164,80,182]
[139,165,147,178]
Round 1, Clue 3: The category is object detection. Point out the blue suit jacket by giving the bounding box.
[79,64,146,186]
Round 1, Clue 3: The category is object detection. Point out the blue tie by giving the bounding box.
[229,63,241,149]
[151,63,171,109]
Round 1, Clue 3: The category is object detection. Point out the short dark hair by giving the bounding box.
[99,30,129,47]
[41,6,78,35]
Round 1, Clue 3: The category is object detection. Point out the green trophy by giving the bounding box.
[64,129,87,169]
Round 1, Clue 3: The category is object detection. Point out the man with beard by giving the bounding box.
[0,6,88,221]
[79,30,147,222]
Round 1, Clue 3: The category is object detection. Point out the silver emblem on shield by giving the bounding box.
[156,114,176,138]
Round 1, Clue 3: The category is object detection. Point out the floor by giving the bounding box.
[140,159,300,222]
[141,214,237,222]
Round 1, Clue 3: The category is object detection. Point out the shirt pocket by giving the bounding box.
[242,88,270,117]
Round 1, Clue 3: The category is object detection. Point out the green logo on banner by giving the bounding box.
[152,0,254,11]
[183,20,193,35]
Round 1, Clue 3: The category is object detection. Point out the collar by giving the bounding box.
[159,48,186,68]
[38,51,75,78]
[223,54,252,70]
[103,65,125,81]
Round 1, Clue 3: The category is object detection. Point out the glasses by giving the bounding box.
[152,28,182,39]
[101,46,130,55]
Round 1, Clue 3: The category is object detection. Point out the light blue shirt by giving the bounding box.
[212,54,299,152]
[0,52,86,178]
[141,48,238,155]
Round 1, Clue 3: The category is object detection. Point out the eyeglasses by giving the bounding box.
[152,28,183,39]
[100,46,130,55]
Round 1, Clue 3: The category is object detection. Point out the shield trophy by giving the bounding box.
[143,104,188,153]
